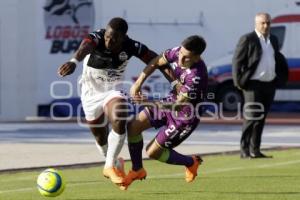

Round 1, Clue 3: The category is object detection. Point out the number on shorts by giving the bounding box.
[165,125,179,139]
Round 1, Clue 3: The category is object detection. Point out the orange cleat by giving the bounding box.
[185,155,203,183]
[103,167,124,184]
[124,168,147,187]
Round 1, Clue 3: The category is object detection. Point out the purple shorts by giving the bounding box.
[144,106,199,148]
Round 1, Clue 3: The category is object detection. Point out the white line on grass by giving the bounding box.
[0,182,98,195]
[1,159,300,194]
[147,159,300,179]
[258,160,300,168]
[0,187,33,194]
[0,175,37,183]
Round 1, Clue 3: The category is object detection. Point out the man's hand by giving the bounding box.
[57,62,76,77]
[130,83,142,98]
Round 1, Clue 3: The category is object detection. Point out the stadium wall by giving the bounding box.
[0,0,296,120]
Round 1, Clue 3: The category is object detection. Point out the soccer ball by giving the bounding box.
[37,168,66,197]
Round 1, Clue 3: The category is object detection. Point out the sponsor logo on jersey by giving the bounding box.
[43,0,95,54]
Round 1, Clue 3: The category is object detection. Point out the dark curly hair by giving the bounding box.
[181,35,206,55]
[108,17,128,35]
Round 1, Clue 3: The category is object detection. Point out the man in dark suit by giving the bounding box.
[232,13,288,159]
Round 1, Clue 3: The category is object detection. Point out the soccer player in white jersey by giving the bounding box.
[57,17,175,187]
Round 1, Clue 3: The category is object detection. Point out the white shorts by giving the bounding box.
[81,90,127,121]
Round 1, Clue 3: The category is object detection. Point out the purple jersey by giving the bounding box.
[144,46,208,148]
[163,46,208,117]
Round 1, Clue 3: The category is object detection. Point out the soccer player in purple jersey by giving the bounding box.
[123,35,208,189]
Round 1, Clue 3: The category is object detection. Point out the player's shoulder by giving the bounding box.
[89,29,105,40]
[164,46,180,61]
[123,35,150,56]
[125,35,145,48]
[188,60,207,78]
[165,46,180,54]
[195,59,207,71]
[94,29,105,35]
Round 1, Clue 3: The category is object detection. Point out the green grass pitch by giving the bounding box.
[1,149,300,200]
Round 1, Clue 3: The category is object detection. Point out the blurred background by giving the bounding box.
[0,0,299,121]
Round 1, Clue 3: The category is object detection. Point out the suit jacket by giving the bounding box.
[232,31,288,89]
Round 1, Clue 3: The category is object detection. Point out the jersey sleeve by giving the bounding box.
[162,46,180,63]
[84,30,104,47]
[128,39,150,59]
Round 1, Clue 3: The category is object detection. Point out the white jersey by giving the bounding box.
[80,54,128,96]
[79,29,150,121]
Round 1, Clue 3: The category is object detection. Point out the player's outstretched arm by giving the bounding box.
[158,64,177,83]
[140,49,177,84]
[130,54,167,97]
[57,38,95,77]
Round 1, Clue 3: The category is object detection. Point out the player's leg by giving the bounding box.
[123,108,157,188]
[146,121,202,183]
[146,136,195,166]
[127,110,152,174]
[80,82,126,185]
[82,94,114,161]
[85,109,124,169]
[87,114,109,157]
[102,97,128,183]
[127,110,152,170]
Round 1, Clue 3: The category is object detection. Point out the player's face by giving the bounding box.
[178,47,200,68]
[104,26,125,52]
[255,15,271,37]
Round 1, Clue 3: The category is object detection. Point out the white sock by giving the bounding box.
[95,142,107,157]
[104,129,126,169]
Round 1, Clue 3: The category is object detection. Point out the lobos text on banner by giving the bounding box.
[44,0,95,54]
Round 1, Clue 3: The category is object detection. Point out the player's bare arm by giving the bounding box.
[140,49,177,85]
[139,49,157,64]
[57,39,95,77]
[130,54,168,97]
[159,64,182,95]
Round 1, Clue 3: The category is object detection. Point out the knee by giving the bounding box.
[127,121,134,136]
[112,118,126,127]
[145,142,160,160]
[111,119,126,134]
[146,147,157,159]
[127,119,144,137]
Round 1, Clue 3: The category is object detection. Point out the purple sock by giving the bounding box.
[128,135,144,171]
[166,149,194,167]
